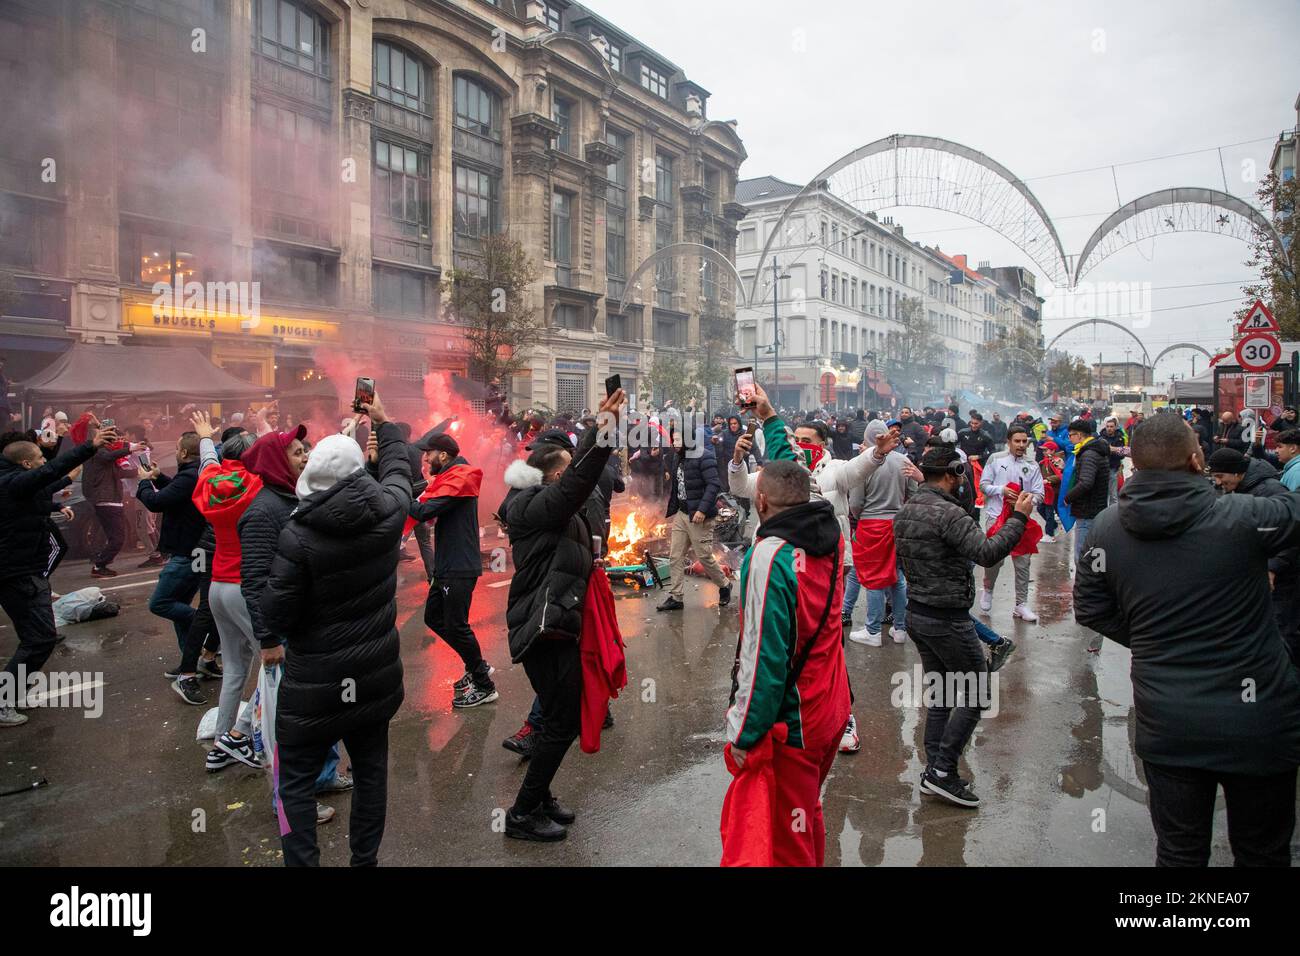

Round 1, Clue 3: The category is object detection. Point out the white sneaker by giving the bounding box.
[978,589,993,613]
[1040,534,1055,544]
[890,627,908,644]
[0,706,28,727]
[839,714,860,754]
[1013,604,1039,622]
[848,627,882,647]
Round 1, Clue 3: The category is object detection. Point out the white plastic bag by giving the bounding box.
[53,587,106,627]
[252,664,281,764]
[196,701,248,741]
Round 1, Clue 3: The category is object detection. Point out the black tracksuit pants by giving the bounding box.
[424,576,491,685]
[0,574,59,679]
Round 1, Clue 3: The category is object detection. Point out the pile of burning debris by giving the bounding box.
[603,495,747,590]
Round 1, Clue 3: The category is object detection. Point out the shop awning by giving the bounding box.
[1169,368,1214,404]
[19,343,268,405]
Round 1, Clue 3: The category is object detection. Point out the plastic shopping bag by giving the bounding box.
[251,664,280,764]
[52,587,106,626]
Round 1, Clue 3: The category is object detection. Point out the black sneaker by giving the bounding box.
[988,637,1017,673]
[453,683,499,709]
[205,747,235,773]
[164,663,185,680]
[542,795,576,825]
[172,677,205,706]
[215,732,263,770]
[602,709,614,730]
[90,566,118,578]
[454,665,496,693]
[718,585,732,607]
[841,614,854,628]
[505,806,567,842]
[503,722,538,758]
[657,597,684,612]
[921,767,980,808]
[197,657,223,680]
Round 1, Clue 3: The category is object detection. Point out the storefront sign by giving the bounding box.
[609,352,640,367]
[556,360,590,372]
[124,303,339,343]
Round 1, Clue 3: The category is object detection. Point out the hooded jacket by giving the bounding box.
[1238,456,1286,498]
[136,457,205,557]
[192,437,263,583]
[81,443,133,504]
[0,438,96,580]
[502,426,613,662]
[1074,470,1300,775]
[262,421,411,745]
[726,498,850,754]
[895,482,1028,617]
[1063,438,1110,519]
[409,456,484,579]
[238,426,307,648]
[667,426,722,520]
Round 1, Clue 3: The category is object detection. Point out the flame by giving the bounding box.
[607,507,669,565]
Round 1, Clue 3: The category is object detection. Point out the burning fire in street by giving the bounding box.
[607,506,668,566]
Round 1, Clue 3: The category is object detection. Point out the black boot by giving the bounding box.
[505,806,567,842]
[542,795,576,825]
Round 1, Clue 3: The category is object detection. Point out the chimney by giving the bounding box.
[978,260,991,272]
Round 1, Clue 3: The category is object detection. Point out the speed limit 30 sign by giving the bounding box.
[1234,331,1281,372]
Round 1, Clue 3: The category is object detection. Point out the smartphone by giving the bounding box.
[605,373,621,398]
[137,451,151,470]
[734,367,756,408]
[352,377,375,414]
[745,418,760,437]
[102,418,116,428]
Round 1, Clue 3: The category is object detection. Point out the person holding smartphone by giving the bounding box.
[977,424,1045,622]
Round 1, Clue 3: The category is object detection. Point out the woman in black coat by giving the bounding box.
[263,396,411,867]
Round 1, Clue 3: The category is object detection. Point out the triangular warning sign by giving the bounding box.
[1238,300,1280,334]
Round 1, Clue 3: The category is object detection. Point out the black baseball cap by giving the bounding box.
[526,428,574,451]
[420,433,460,457]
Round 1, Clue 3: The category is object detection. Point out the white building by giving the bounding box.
[734,175,1040,410]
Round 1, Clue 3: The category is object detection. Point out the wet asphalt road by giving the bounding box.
[0,533,1289,866]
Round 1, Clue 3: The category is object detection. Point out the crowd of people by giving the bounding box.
[2,376,1299,868]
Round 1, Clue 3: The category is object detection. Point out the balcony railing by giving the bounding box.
[252,52,332,111]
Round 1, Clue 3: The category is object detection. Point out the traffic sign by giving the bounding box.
[1234,331,1282,372]
[1237,300,1280,334]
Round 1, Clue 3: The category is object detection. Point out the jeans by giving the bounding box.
[906,611,989,775]
[1072,517,1094,565]
[413,521,436,582]
[0,575,59,679]
[971,614,1004,647]
[178,575,221,674]
[92,505,125,568]
[148,553,199,649]
[210,581,259,739]
[1107,469,1120,506]
[842,565,861,617]
[1038,502,1058,537]
[1142,761,1296,866]
[513,638,582,815]
[866,572,907,634]
[424,576,491,685]
[279,721,391,867]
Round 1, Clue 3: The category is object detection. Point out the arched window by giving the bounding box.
[374,40,429,114]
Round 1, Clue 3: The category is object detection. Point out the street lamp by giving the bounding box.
[766,256,790,408]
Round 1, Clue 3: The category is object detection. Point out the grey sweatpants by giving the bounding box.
[982,508,1031,605]
[210,581,259,738]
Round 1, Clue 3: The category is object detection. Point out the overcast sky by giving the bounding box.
[596,0,1300,380]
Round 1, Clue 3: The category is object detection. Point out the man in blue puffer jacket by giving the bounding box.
[658,424,731,612]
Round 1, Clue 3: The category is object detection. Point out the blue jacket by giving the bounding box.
[1282,455,1300,492]
[667,428,722,520]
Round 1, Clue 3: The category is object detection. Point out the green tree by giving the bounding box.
[1239,172,1298,340]
[695,313,736,409]
[644,352,702,409]
[1046,353,1091,399]
[441,234,541,387]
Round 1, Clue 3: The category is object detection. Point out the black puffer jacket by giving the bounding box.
[1074,470,1300,775]
[238,483,300,649]
[0,439,96,579]
[1238,457,1286,497]
[408,456,482,579]
[1064,438,1110,519]
[503,426,612,662]
[895,482,1028,618]
[136,458,205,556]
[666,432,722,520]
[264,421,412,745]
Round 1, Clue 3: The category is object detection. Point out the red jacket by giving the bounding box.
[579,568,626,753]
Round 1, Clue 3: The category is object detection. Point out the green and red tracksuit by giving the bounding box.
[722,497,850,866]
